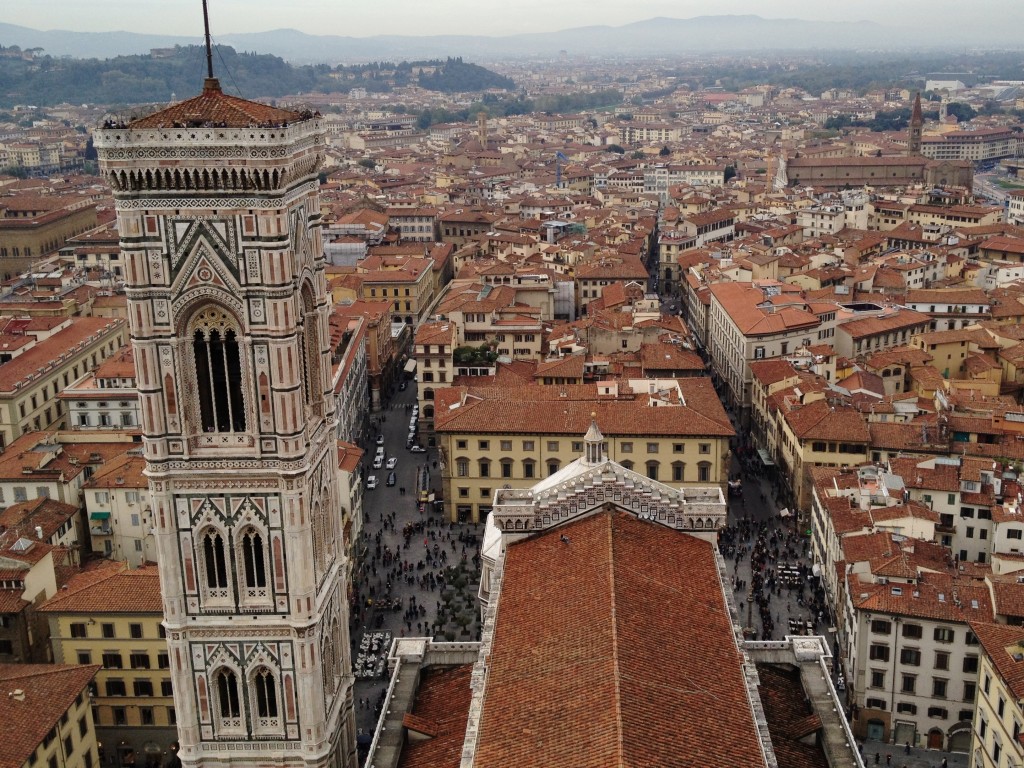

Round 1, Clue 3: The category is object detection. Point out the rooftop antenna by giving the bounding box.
[201,0,219,89]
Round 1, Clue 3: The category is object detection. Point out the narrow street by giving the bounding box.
[347,381,484,754]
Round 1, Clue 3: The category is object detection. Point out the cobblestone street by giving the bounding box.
[347,383,484,754]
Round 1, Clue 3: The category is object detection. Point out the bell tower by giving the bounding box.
[908,91,924,156]
[95,76,356,767]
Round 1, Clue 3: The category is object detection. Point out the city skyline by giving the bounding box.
[3,0,1022,41]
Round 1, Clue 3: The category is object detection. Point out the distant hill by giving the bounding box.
[2,15,1014,65]
[0,47,514,108]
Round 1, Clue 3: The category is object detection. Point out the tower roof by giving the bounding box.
[127,78,306,129]
[911,91,923,126]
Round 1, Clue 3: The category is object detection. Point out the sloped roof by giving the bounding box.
[127,78,304,129]
[473,509,766,768]
[0,663,100,768]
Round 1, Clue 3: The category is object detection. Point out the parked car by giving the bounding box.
[373,456,383,469]
[376,446,385,457]
[410,445,426,453]
[386,457,398,470]
[376,435,384,445]
[366,475,378,489]
[386,471,397,487]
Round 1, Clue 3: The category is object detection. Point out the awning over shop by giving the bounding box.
[757,448,775,466]
[403,359,417,374]
[89,511,111,520]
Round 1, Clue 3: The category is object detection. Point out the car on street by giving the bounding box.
[366,475,378,489]
[386,471,396,487]
[410,445,426,453]
[386,457,397,470]
[373,455,383,469]
[376,435,384,445]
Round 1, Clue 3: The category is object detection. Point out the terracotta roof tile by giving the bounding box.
[0,663,99,768]
[127,79,304,129]
[474,510,765,767]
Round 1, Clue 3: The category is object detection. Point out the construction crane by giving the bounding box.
[555,150,568,189]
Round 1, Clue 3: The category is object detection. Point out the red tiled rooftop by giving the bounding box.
[474,509,765,768]
[126,79,305,129]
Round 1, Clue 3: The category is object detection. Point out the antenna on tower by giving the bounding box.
[202,0,216,81]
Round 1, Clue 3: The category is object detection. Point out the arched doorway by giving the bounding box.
[948,724,972,753]
[927,729,943,750]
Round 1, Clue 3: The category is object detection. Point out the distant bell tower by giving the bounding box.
[94,42,356,768]
[908,91,923,155]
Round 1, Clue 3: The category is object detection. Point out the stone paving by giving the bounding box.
[348,382,484,757]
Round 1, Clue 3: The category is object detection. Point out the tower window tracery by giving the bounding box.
[190,307,246,433]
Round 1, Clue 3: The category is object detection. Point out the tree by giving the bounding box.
[659,145,671,157]
[607,144,626,155]
[724,165,737,182]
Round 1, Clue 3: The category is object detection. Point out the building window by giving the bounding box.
[102,652,122,669]
[547,461,560,476]
[672,462,685,482]
[106,679,126,696]
[70,622,87,638]
[77,651,91,665]
[140,707,154,725]
[192,309,246,433]
[215,669,242,726]
[252,667,279,720]
[129,623,143,639]
[901,648,921,666]
[130,652,150,670]
[673,443,684,454]
[934,627,954,643]
[869,644,890,662]
[456,459,469,477]
[478,440,489,451]
[102,623,115,639]
[158,652,170,669]
[134,679,154,696]
[902,624,922,639]
[699,443,710,454]
[697,462,711,483]
[523,460,535,479]
[201,529,230,600]
[113,707,127,725]
[901,674,916,694]
[933,678,947,698]
[523,441,534,451]
[621,442,633,454]
[240,528,268,591]
[161,679,174,697]
[646,442,659,454]
[871,619,892,635]
[501,460,513,479]
[500,440,512,451]
[871,669,885,688]
[646,461,659,481]
[478,460,490,478]
[963,681,976,702]
[934,652,949,671]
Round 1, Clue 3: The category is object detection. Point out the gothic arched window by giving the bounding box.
[299,285,322,415]
[215,669,241,720]
[240,529,267,589]
[202,530,229,594]
[191,307,246,433]
[252,667,278,719]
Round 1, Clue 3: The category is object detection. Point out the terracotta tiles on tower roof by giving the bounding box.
[127,78,305,129]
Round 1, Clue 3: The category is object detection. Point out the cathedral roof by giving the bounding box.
[472,510,767,767]
[128,78,306,129]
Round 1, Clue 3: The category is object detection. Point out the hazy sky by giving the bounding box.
[2,0,1020,38]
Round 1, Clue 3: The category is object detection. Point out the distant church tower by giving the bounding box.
[95,76,356,767]
[908,91,924,155]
